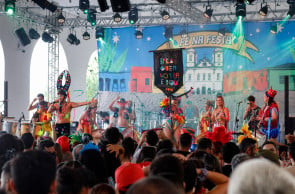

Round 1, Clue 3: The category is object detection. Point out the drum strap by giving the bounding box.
[267,107,280,141]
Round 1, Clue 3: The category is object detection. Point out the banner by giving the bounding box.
[153,49,183,96]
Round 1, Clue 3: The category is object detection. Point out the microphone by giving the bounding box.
[237,101,243,104]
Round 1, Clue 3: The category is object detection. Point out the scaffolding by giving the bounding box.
[47,33,59,103]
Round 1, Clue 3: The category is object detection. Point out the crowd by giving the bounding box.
[0,126,295,194]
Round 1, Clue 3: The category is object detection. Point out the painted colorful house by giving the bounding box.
[223,70,268,94]
[267,63,295,91]
[98,72,130,92]
[130,67,153,93]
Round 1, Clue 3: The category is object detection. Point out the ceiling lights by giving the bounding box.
[129,7,138,24]
[113,13,122,23]
[203,5,213,18]
[161,10,170,20]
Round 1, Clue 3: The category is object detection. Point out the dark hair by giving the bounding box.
[122,137,137,159]
[136,146,157,164]
[146,130,159,146]
[37,93,44,99]
[247,95,255,102]
[79,149,107,184]
[90,183,115,194]
[11,151,56,194]
[126,176,179,194]
[179,133,192,148]
[257,149,280,166]
[38,139,55,151]
[104,127,121,144]
[150,154,184,189]
[1,160,12,189]
[288,141,295,160]
[262,141,277,150]
[231,153,251,170]
[222,142,240,163]
[239,138,257,153]
[183,160,197,192]
[189,151,221,172]
[72,144,83,161]
[197,138,213,151]
[21,133,34,149]
[157,139,174,153]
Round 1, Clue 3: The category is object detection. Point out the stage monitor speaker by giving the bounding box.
[110,0,130,12]
[287,117,295,135]
[15,28,31,46]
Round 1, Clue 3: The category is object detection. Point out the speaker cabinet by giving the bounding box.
[15,28,31,46]
[110,0,130,12]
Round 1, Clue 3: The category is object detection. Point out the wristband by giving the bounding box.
[197,168,208,182]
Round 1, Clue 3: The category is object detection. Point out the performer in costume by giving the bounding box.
[211,96,229,129]
[28,93,50,111]
[198,100,213,139]
[32,100,52,138]
[258,87,280,142]
[77,99,99,134]
[243,95,262,132]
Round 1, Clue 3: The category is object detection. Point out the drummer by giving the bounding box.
[32,101,52,138]
[28,93,50,111]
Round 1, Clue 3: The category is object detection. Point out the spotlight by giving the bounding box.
[259,4,268,16]
[110,0,130,12]
[128,7,138,24]
[135,30,143,39]
[97,0,109,12]
[29,28,40,40]
[57,12,65,24]
[95,27,104,40]
[113,13,122,23]
[236,2,246,18]
[32,0,57,13]
[245,0,255,4]
[164,26,173,41]
[270,24,277,34]
[42,32,54,43]
[161,10,170,20]
[287,4,295,17]
[79,0,89,14]
[67,33,80,45]
[5,0,15,15]
[87,9,97,26]
[203,5,213,18]
[82,31,90,40]
[157,0,166,3]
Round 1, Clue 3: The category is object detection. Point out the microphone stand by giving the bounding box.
[234,102,242,132]
[133,93,145,130]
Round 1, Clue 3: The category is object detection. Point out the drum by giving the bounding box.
[3,119,18,135]
[21,120,32,135]
[33,122,44,138]
[256,133,266,147]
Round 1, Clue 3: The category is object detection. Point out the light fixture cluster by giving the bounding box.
[4,0,15,15]
[287,0,295,17]
[32,0,57,13]
[67,33,80,45]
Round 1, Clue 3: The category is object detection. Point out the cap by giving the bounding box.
[56,136,70,153]
[115,162,145,192]
[266,87,277,98]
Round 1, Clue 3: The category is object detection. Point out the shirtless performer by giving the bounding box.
[77,99,99,134]
[48,90,95,138]
[211,95,230,129]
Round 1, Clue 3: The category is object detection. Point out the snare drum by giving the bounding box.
[21,120,32,135]
[3,119,18,135]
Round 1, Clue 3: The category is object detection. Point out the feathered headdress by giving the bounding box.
[205,126,232,145]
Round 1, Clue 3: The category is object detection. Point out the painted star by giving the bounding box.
[276,23,284,33]
[256,28,260,33]
[267,57,270,61]
[136,48,140,51]
[239,65,243,69]
[98,48,101,53]
[112,33,120,44]
[147,37,151,41]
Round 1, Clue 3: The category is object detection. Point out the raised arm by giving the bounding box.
[71,101,91,108]
[28,98,38,111]
[109,96,120,112]
[47,104,56,113]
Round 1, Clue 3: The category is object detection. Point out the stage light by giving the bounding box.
[157,0,166,3]
[57,12,65,24]
[236,2,246,18]
[79,0,89,14]
[287,3,295,17]
[95,27,104,40]
[270,24,277,34]
[110,0,130,12]
[135,30,143,39]
[5,0,15,15]
[82,31,90,40]
[259,3,268,16]
[29,28,40,40]
[15,28,31,46]
[164,26,173,41]
[87,9,97,26]
[97,0,109,12]
[42,32,54,43]
[67,33,80,45]
[113,13,122,23]
[218,28,226,36]
[32,0,57,13]
[128,7,138,24]
[161,10,170,20]
[245,0,255,4]
[203,5,213,18]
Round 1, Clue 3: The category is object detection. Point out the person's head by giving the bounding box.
[183,160,198,193]
[222,142,240,163]
[215,96,224,107]
[257,149,280,166]
[262,141,277,155]
[205,100,213,112]
[146,130,159,146]
[0,161,12,193]
[122,137,137,161]
[90,183,115,194]
[149,154,184,191]
[171,98,180,108]
[38,139,55,154]
[11,150,56,194]
[72,144,83,161]
[228,159,295,194]
[247,95,255,107]
[155,129,165,140]
[239,138,257,157]
[179,133,192,151]
[37,93,44,102]
[39,101,48,112]
[197,138,213,154]
[136,146,157,164]
[126,176,179,194]
[288,141,295,161]
[99,111,110,124]
[189,151,221,172]
[21,133,34,151]
[264,87,277,105]
[231,153,251,170]
[56,136,70,153]
[57,90,67,102]
[117,98,127,108]
[104,127,121,144]
[157,139,174,153]
[115,162,144,193]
